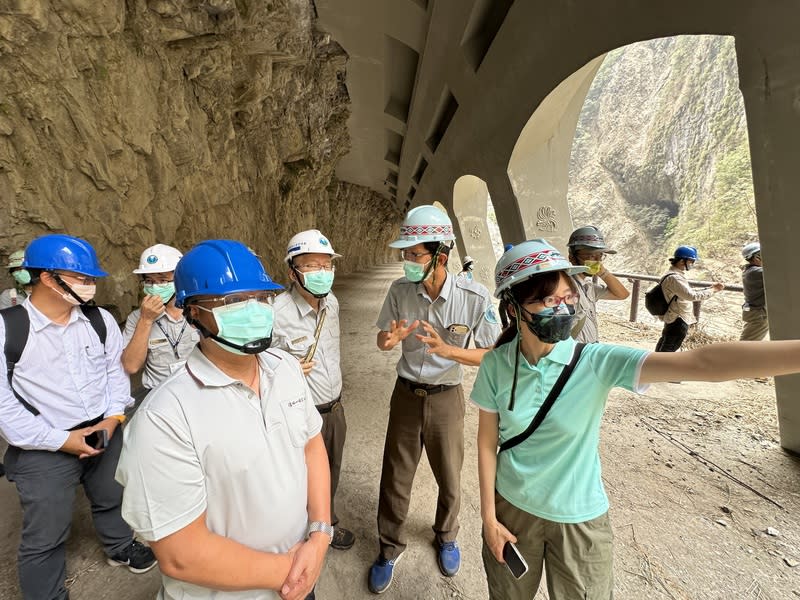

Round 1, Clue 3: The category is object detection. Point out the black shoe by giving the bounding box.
[331,526,355,550]
[107,540,158,574]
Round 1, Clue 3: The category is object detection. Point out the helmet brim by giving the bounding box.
[388,239,420,249]
[495,264,588,298]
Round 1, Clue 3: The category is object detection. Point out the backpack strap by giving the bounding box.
[0,304,107,417]
[660,273,678,309]
[80,304,107,348]
[1,305,39,416]
[498,342,586,454]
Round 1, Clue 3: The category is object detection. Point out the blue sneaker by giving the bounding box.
[437,541,461,577]
[368,553,402,594]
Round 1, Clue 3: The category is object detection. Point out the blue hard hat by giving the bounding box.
[673,245,699,261]
[23,234,108,277]
[174,240,284,308]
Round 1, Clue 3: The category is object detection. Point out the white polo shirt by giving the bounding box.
[116,345,323,600]
[272,286,342,405]
[122,308,200,389]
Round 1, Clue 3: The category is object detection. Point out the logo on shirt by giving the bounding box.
[485,306,499,325]
[288,397,304,408]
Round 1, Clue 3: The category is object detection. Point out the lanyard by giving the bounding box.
[155,317,188,360]
[303,307,327,363]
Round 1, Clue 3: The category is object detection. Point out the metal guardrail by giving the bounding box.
[613,272,743,323]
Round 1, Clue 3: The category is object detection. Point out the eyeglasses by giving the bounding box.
[401,250,432,261]
[54,272,96,285]
[293,264,335,273]
[525,292,580,309]
[141,277,174,286]
[193,292,277,306]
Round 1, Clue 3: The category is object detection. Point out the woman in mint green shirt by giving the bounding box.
[473,239,800,599]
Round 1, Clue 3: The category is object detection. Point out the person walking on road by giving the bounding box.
[273,229,356,552]
[368,205,501,594]
[655,245,723,352]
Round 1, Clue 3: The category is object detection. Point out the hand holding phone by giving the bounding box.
[85,429,109,450]
[503,541,528,579]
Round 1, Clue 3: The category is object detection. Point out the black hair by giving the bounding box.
[26,268,44,285]
[423,241,451,266]
[495,271,577,347]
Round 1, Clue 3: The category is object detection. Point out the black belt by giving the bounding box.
[398,377,457,397]
[69,415,104,431]
[316,397,341,414]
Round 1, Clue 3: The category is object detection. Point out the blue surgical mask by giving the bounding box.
[301,270,335,296]
[199,299,274,355]
[12,269,31,286]
[143,282,176,305]
[403,260,431,283]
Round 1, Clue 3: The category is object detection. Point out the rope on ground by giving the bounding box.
[640,417,784,510]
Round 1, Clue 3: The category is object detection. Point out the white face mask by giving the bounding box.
[51,281,96,305]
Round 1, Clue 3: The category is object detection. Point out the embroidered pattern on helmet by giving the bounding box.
[495,248,565,284]
[399,224,453,237]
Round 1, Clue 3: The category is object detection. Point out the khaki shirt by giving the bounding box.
[661,268,716,325]
[116,346,322,600]
[272,286,342,405]
[571,274,612,343]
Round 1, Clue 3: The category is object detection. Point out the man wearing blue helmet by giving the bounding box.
[656,245,724,352]
[116,240,330,600]
[0,234,155,600]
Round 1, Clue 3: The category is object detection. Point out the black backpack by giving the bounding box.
[644,273,678,316]
[1,304,107,416]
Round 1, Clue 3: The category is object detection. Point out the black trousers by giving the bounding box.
[656,318,689,352]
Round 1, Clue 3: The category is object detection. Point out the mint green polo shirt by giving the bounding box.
[471,336,648,523]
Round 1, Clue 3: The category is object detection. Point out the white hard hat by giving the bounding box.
[7,249,25,269]
[133,244,183,274]
[389,205,456,249]
[285,230,341,264]
[494,239,586,298]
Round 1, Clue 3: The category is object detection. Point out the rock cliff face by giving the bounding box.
[568,35,757,278]
[0,0,399,315]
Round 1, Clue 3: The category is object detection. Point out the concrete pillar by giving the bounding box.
[485,171,525,246]
[452,175,496,289]
[506,56,605,253]
[737,35,800,453]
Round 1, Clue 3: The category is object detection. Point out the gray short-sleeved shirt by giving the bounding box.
[116,345,322,600]
[272,286,342,405]
[122,309,200,389]
[376,273,500,385]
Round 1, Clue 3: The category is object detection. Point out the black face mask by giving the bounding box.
[519,304,576,344]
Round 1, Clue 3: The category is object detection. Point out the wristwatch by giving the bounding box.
[306,521,334,544]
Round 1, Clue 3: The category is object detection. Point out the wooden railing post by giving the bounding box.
[629,279,640,322]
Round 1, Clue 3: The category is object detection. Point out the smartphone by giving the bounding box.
[85,429,108,450]
[503,541,528,579]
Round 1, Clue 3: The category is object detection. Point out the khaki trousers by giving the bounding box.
[740,308,769,341]
[482,492,614,600]
[377,379,465,559]
[319,400,347,526]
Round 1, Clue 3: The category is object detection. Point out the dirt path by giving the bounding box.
[0,265,797,599]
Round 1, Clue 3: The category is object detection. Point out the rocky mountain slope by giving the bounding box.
[568,35,758,281]
[0,1,400,315]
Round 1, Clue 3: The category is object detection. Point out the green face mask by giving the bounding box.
[301,270,335,296]
[583,260,602,276]
[403,260,432,283]
[143,282,176,305]
[12,269,31,286]
[206,299,274,355]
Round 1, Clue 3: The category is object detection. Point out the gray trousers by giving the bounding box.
[740,308,769,341]
[4,428,133,600]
